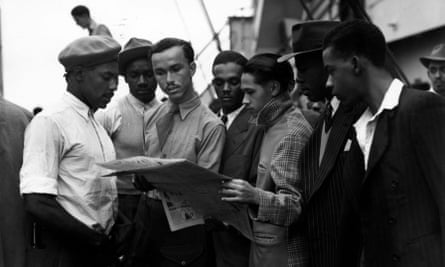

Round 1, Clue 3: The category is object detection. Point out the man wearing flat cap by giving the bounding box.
[420,43,445,97]
[97,37,160,221]
[279,20,365,267]
[20,35,121,267]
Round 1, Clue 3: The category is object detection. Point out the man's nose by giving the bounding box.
[109,77,118,91]
[137,74,147,85]
[242,94,250,105]
[326,75,333,89]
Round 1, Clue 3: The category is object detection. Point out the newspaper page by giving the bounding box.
[99,156,253,239]
[160,191,204,231]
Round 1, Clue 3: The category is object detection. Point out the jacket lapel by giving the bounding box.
[225,108,251,155]
[362,109,394,184]
[307,105,354,200]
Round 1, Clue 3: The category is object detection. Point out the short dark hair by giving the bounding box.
[71,5,90,17]
[212,50,247,71]
[323,20,386,67]
[151,38,194,63]
[244,53,294,94]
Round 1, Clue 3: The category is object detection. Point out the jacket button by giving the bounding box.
[392,254,400,262]
[181,260,187,266]
[388,217,396,224]
[391,180,399,190]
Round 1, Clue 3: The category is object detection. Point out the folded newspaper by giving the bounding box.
[98,156,253,239]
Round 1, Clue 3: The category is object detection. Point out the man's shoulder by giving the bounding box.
[194,102,224,127]
[399,88,445,113]
[0,98,32,121]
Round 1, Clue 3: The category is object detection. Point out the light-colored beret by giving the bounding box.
[58,35,121,71]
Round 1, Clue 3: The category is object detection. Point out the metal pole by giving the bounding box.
[299,0,314,20]
[198,0,222,52]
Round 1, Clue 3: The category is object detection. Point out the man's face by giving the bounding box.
[212,62,244,114]
[125,58,157,103]
[241,73,272,113]
[427,61,445,96]
[73,15,89,28]
[152,46,196,104]
[81,61,119,110]
[322,46,361,106]
[295,52,329,102]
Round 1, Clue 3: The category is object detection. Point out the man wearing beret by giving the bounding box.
[20,35,121,267]
[97,37,160,221]
[420,43,445,97]
[279,21,365,267]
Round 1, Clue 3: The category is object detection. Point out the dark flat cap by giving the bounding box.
[278,20,339,62]
[118,37,152,74]
[420,43,445,67]
[58,35,121,71]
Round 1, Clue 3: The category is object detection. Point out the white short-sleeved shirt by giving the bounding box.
[20,92,117,233]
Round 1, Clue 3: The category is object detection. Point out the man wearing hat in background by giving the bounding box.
[19,35,121,267]
[420,43,445,97]
[97,37,160,221]
[279,20,365,267]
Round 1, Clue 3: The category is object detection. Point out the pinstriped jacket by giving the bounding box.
[299,102,365,267]
[249,96,312,267]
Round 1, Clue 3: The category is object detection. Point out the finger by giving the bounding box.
[221,196,244,202]
[219,188,241,197]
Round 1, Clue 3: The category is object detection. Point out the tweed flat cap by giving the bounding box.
[58,35,121,71]
[118,37,152,74]
[278,20,339,63]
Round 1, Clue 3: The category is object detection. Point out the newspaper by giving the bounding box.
[99,156,253,239]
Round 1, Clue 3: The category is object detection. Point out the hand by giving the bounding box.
[132,174,155,192]
[220,179,260,205]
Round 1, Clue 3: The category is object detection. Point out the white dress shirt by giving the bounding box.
[354,79,404,170]
[226,104,245,129]
[20,92,117,233]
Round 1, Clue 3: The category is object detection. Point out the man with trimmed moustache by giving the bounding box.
[420,43,445,97]
[131,38,225,267]
[20,35,121,267]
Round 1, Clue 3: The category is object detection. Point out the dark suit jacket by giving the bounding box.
[340,88,445,267]
[299,102,365,267]
[0,99,32,267]
[213,107,263,267]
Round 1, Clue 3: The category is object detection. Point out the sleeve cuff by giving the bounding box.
[20,175,58,196]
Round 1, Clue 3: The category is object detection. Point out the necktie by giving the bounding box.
[324,103,333,132]
[156,105,179,149]
[221,114,228,125]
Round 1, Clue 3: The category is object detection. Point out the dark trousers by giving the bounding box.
[118,194,141,221]
[128,195,211,267]
[26,223,113,267]
[212,227,250,267]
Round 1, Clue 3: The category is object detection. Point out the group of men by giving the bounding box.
[1,15,445,267]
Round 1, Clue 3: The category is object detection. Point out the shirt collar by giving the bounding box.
[63,91,93,121]
[329,96,340,117]
[168,93,201,120]
[357,78,404,125]
[127,94,159,113]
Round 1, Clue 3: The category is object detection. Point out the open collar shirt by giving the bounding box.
[20,92,117,233]
[354,78,404,170]
[145,93,226,172]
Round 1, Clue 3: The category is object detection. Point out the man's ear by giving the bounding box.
[74,69,84,82]
[190,62,196,77]
[351,56,362,75]
[270,81,281,97]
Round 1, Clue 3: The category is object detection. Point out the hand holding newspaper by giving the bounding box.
[98,156,253,239]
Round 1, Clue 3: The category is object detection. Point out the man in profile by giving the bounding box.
[71,5,112,37]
